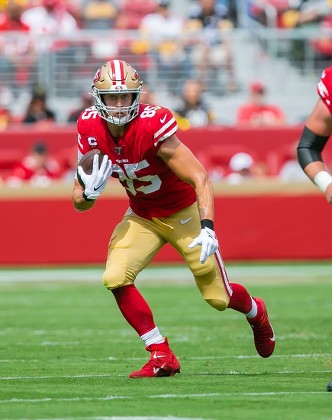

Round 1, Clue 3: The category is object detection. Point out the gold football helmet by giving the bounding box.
[91,59,143,126]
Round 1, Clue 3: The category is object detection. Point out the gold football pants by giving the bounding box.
[102,203,232,311]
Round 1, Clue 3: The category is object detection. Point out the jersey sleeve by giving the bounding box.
[76,107,100,154]
[317,67,332,114]
[150,106,178,149]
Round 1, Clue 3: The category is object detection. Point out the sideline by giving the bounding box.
[0,263,331,284]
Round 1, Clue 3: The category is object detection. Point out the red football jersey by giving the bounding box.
[317,66,332,114]
[77,103,196,219]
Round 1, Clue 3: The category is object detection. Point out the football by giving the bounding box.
[77,149,105,187]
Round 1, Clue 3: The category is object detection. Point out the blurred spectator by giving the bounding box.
[281,1,332,69]
[0,0,36,90]
[174,79,215,129]
[59,146,79,182]
[21,0,80,88]
[248,0,329,28]
[186,0,237,93]
[65,0,84,26]
[21,0,79,36]
[225,152,261,184]
[0,107,12,130]
[0,85,14,129]
[277,142,309,182]
[139,0,186,95]
[22,84,56,124]
[236,81,287,127]
[140,83,157,104]
[0,0,29,30]
[310,13,332,70]
[6,141,61,187]
[118,0,157,29]
[278,0,330,28]
[82,0,119,30]
[67,91,94,123]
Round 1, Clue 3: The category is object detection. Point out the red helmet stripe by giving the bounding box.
[110,60,125,86]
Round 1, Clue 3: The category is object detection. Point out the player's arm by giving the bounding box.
[158,134,218,263]
[72,153,112,212]
[72,179,96,211]
[158,134,214,221]
[297,99,332,204]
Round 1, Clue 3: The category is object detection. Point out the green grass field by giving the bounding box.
[0,263,331,420]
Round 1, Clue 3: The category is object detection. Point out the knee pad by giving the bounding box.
[205,298,228,311]
[102,267,134,290]
[194,263,230,311]
[190,255,215,277]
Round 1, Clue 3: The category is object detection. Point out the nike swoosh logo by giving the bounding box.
[181,217,192,225]
[153,363,166,375]
[93,183,104,191]
[153,352,167,359]
[160,115,167,123]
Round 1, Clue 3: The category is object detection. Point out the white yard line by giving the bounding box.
[0,391,328,405]
[0,353,331,364]
[0,369,331,381]
[27,418,208,420]
[35,418,208,420]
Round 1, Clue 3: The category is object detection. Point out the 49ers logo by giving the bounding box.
[132,68,139,81]
[93,69,101,83]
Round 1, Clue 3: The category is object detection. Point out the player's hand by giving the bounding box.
[188,227,219,264]
[78,154,112,200]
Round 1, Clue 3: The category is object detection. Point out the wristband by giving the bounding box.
[313,171,332,193]
[201,219,214,230]
[82,191,95,202]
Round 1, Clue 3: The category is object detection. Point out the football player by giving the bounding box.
[297,67,332,392]
[72,59,275,378]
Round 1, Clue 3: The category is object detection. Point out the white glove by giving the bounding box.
[77,154,112,200]
[188,227,219,264]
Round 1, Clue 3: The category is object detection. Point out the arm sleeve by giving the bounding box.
[297,126,329,169]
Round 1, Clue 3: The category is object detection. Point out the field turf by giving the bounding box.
[0,263,331,420]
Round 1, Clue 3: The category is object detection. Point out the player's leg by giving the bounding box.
[162,204,231,311]
[102,210,180,378]
[163,204,275,358]
[227,282,275,358]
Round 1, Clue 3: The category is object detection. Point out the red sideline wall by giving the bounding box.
[1,125,332,178]
[1,191,331,265]
[1,125,332,265]
[0,125,310,161]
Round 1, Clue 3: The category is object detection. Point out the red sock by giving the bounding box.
[111,285,156,336]
[228,283,253,314]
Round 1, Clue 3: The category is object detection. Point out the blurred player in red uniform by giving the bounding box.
[72,59,276,378]
[297,67,332,392]
[298,67,332,206]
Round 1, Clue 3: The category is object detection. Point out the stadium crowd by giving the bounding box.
[0,0,331,186]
